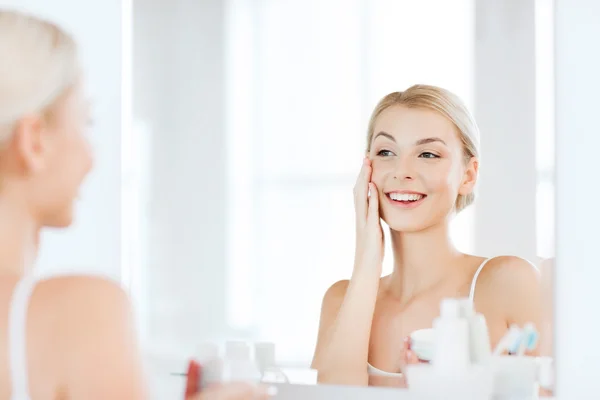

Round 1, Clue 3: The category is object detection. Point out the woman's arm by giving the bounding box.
[311,158,384,386]
[311,272,380,385]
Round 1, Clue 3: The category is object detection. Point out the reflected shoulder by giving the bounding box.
[323,279,350,303]
[478,255,542,325]
[480,255,540,283]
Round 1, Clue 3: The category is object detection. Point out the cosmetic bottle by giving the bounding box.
[254,342,289,383]
[195,342,223,386]
[406,298,493,399]
[432,298,470,370]
[459,298,492,364]
[222,341,262,383]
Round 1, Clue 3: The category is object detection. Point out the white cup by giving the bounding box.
[492,355,538,398]
[410,328,434,362]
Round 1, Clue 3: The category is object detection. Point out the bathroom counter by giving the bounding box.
[271,383,556,399]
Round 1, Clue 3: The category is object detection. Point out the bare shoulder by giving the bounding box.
[37,274,131,314]
[478,256,540,285]
[321,279,350,310]
[40,274,127,294]
[35,275,145,398]
[34,275,134,348]
[477,256,542,325]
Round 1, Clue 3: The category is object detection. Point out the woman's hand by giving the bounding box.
[399,336,428,369]
[353,157,384,275]
[396,337,429,388]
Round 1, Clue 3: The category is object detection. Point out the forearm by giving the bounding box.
[317,268,380,385]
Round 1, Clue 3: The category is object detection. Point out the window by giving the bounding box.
[225,0,476,365]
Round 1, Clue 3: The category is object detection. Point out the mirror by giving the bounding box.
[128,0,555,396]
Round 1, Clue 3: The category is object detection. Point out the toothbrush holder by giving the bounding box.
[491,355,538,399]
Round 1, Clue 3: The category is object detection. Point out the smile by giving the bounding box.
[385,192,427,208]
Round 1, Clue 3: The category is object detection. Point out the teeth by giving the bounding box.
[389,193,424,202]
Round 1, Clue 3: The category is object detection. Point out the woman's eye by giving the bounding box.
[377,149,394,157]
[419,152,439,159]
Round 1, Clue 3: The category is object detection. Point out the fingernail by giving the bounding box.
[185,359,201,397]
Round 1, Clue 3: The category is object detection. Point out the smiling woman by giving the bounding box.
[367,86,479,235]
[311,84,541,387]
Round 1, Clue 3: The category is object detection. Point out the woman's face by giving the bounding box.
[368,105,477,233]
[12,80,95,227]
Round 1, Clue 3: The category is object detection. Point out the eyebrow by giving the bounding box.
[416,137,447,146]
[373,131,447,146]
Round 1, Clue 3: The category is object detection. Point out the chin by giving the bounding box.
[380,205,434,233]
[380,195,453,233]
[44,208,75,228]
[384,218,432,233]
[46,218,74,229]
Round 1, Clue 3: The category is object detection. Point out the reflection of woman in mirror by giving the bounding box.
[311,85,542,387]
[0,10,269,400]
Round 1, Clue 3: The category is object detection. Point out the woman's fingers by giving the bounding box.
[367,182,379,224]
[405,349,421,364]
[398,336,425,373]
[353,157,372,223]
[185,360,201,398]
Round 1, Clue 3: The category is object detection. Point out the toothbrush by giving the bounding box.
[493,325,522,356]
[517,323,539,356]
[507,330,523,355]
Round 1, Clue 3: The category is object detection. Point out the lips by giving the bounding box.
[387,192,425,202]
[385,191,427,208]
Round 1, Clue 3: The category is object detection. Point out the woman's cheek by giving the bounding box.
[426,163,454,189]
[370,164,386,185]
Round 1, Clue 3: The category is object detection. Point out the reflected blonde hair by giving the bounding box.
[0,9,79,148]
[366,84,480,213]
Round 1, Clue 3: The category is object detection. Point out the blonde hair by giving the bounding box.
[0,9,79,148]
[366,84,480,212]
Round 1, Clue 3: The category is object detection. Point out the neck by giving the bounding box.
[388,221,463,300]
[0,194,39,276]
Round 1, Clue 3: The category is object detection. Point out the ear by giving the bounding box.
[12,114,49,174]
[458,157,478,196]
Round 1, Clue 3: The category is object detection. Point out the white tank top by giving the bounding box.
[7,274,37,400]
[367,257,493,377]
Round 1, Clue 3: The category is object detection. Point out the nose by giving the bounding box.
[393,155,415,180]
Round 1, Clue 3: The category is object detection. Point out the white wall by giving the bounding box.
[132,0,229,357]
[474,0,538,262]
[0,0,123,280]
[131,1,230,396]
[554,0,600,396]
